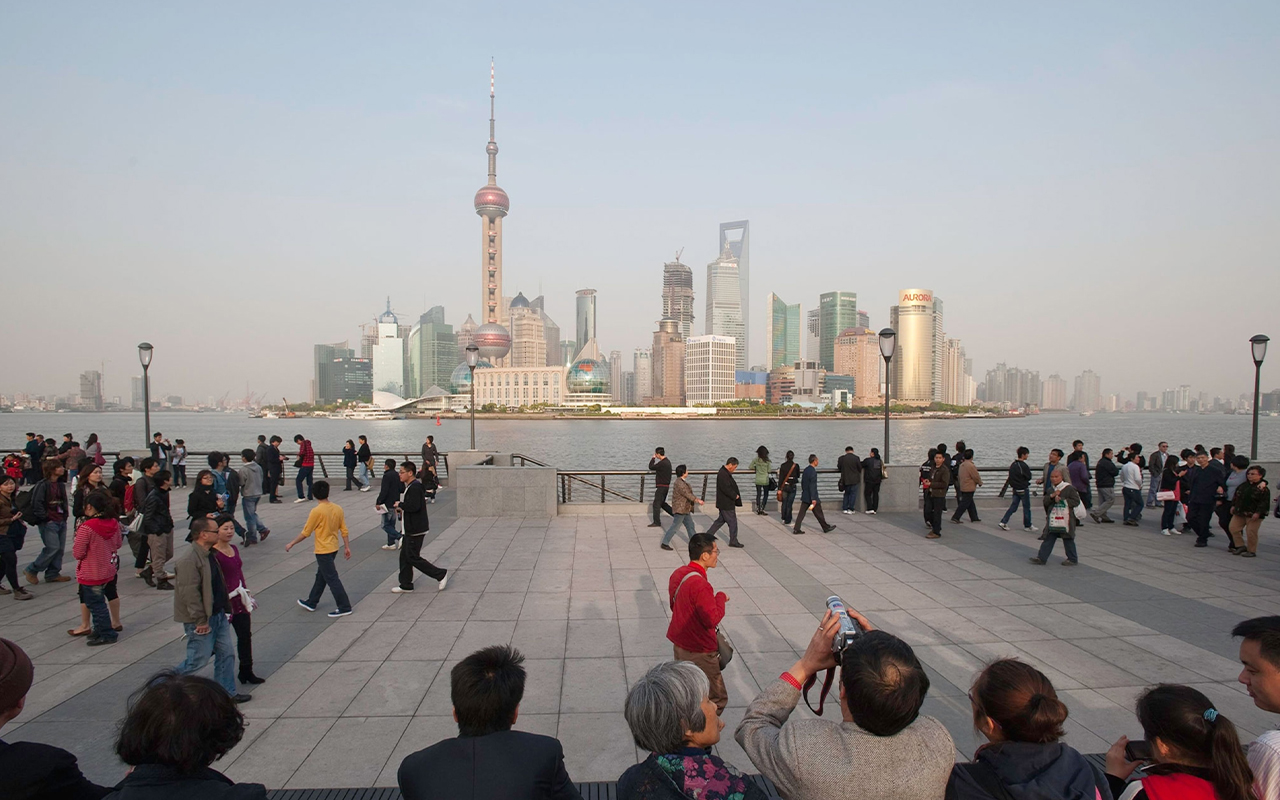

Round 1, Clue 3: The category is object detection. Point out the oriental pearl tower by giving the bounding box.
[473,59,512,362]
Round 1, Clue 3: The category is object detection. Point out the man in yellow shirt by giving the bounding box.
[284,480,353,618]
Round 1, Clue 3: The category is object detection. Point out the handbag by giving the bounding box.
[127,512,146,534]
[1156,490,1176,501]
[673,571,734,669]
[294,458,304,468]
[767,476,778,492]
[1048,501,1070,533]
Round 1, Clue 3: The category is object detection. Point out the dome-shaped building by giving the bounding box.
[567,358,610,395]
[473,322,511,361]
[450,360,493,395]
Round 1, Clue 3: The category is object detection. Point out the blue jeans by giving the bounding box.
[1146,473,1160,506]
[307,552,351,611]
[296,466,314,499]
[662,513,697,546]
[1036,531,1078,563]
[842,486,858,512]
[382,511,401,546]
[79,584,117,642]
[241,496,261,542]
[26,520,67,579]
[357,462,371,487]
[1161,499,1179,530]
[1001,489,1033,528]
[1122,488,1144,522]
[176,613,236,695]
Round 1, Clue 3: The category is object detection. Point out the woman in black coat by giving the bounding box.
[341,440,363,491]
[186,470,221,541]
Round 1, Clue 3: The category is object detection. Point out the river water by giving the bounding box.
[3,411,1276,469]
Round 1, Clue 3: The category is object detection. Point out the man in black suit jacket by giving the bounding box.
[0,638,109,800]
[398,645,581,800]
[704,457,744,548]
[391,461,448,593]
[375,458,403,549]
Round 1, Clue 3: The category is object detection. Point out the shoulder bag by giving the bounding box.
[673,571,734,669]
[777,464,796,501]
[1047,500,1070,534]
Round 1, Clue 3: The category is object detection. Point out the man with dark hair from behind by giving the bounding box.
[105,670,266,798]
[397,645,580,800]
[1233,615,1280,798]
[736,608,954,800]
[0,637,109,800]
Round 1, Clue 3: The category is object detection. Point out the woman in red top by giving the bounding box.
[72,490,122,646]
[68,472,122,637]
[1106,684,1257,800]
[212,514,264,686]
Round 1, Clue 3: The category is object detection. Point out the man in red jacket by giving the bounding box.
[667,533,730,712]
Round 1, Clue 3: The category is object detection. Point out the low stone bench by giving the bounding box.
[266,774,785,799]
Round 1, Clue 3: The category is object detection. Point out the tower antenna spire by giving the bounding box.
[486,58,498,185]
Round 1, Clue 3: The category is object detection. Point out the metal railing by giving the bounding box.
[12,449,452,483]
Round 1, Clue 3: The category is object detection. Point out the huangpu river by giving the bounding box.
[3,411,1277,468]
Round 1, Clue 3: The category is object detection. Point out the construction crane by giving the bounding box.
[281,397,297,418]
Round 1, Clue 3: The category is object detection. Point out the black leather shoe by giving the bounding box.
[239,673,266,685]
[232,694,252,704]
[728,541,745,548]
[659,544,673,551]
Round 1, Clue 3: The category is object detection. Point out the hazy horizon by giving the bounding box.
[2,2,1277,404]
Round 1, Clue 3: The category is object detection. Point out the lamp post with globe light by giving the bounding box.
[878,328,896,466]
[465,344,480,450]
[1250,334,1269,459]
[137,342,154,447]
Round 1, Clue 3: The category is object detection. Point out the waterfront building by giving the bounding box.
[767,365,795,405]
[622,371,636,405]
[942,339,975,406]
[131,376,145,410]
[765,293,801,372]
[370,301,409,396]
[408,313,457,396]
[529,295,562,367]
[609,350,624,404]
[791,360,825,402]
[805,308,820,363]
[473,365,568,408]
[662,256,695,339]
[314,341,353,404]
[685,335,737,406]
[888,289,944,404]
[705,244,745,370]
[79,370,103,411]
[1042,374,1068,410]
[1072,370,1103,413]
[575,289,597,358]
[650,317,686,406]
[633,348,652,403]
[818,291,858,372]
[984,363,1042,409]
[719,221,750,366]
[735,370,767,402]
[856,310,870,329]
[507,293,548,368]
[833,327,883,405]
[566,356,612,406]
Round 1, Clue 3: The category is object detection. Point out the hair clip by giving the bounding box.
[1203,708,1219,722]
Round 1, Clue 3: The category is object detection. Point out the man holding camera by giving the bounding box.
[736,607,954,800]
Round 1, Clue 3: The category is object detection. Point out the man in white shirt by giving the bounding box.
[1234,616,1280,800]
[1120,457,1145,526]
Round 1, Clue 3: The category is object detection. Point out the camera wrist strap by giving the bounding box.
[802,668,836,715]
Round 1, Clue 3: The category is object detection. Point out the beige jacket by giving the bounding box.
[958,461,983,492]
[173,542,220,626]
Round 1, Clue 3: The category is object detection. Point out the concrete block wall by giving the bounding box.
[454,465,557,517]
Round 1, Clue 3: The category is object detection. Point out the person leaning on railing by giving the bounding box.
[735,608,955,800]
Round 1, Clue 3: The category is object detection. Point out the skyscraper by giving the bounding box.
[1072,370,1103,412]
[609,350,624,404]
[685,335,737,406]
[314,341,354,404]
[474,60,511,362]
[507,293,548,368]
[650,318,685,406]
[942,339,967,406]
[833,328,883,405]
[78,370,103,411]
[719,221,749,366]
[856,310,870,329]
[408,313,457,396]
[575,289,597,359]
[371,301,408,396]
[1043,375,1068,410]
[888,289,944,404]
[530,295,562,367]
[805,308,820,363]
[662,256,696,340]
[705,244,745,369]
[633,348,652,403]
[457,314,478,366]
[131,376,145,410]
[765,293,801,371]
[817,291,858,372]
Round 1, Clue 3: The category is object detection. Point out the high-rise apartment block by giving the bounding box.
[1042,374,1068,410]
[817,291,858,372]
[575,289,597,359]
[984,363,1042,409]
[685,335,737,406]
[650,318,685,406]
[719,221,749,366]
[408,311,457,396]
[79,370,103,411]
[131,376,145,410]
[941,339,974,406]
[662,257,695,340]
[507,293,548,368]
[1072,370,1102,412]
[888,289,944,404]
[765,293,801,371]
[833,327,883,405]
[705,245,745,370]
[633,348,652,403]
[609,350,624,404]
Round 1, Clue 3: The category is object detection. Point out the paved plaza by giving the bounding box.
[2,487,1279,790]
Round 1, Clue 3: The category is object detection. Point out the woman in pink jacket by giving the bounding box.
[73,490,122,646]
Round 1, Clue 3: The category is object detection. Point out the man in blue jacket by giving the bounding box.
[1189,451,1225,548]
[793,454,836,535]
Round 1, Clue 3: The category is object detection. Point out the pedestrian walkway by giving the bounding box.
[1,493,1276,790]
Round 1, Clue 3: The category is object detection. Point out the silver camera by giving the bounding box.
[826,596,862,658]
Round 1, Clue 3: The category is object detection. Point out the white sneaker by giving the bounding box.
[380,544,396,550]
[1024,526,1036,532]
[998,522,1009,530]
[867,510,876,515]
[360,486,371,492]
[1173,529,1184,535]
[293,498,307,504]
[849,510,859,514]
[438,573,449,591]
[1161,529,1172,536]
[391,586,414,593]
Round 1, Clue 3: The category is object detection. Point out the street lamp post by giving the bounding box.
[878,328,896,466]
[137,342,154,448]
[465,344,480,450]
[1250,334,1269,460]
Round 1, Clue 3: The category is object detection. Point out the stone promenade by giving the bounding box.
[2,487,1278,790]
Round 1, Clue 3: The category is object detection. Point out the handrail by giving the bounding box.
[13,449,453,482]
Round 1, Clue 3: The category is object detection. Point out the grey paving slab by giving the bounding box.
[286,716,409,788]
[345,660,443,716]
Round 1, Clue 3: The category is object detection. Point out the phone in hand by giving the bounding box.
[1125,740,1153,762]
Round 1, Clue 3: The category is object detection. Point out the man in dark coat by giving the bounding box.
[647,447,674,528]
[794,454,836,535]
[836,446,863,514]
[391,461,448,592]
[1188,451,1225,547]
[375,458,403,549]
[704,458,744,548]
[397,645,580,800]
[22,433,41,485]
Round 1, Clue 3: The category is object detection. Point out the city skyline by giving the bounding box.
[3,4,1277,402]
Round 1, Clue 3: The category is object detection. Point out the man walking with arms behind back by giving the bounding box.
[647,447,673,528]
[794,454,836,535]
[391,461,448,593]
[667,533,729,714]
[837,446,862,514]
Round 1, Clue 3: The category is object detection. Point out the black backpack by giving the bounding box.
[14,488,37,526]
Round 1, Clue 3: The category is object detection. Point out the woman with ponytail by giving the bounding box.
[1106,684,1256,800]
[948,659,1111,800]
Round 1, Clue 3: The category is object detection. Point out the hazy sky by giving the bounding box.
[3,2,1278,404]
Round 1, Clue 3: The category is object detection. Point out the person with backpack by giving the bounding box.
[142,471,176,591]
[22,459,70,585]
[947,659,1109,800]
[0,476,33,600]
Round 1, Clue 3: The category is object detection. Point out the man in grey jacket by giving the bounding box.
[736,608,954,800]
[238,449,269,544]
[172,517,250,702]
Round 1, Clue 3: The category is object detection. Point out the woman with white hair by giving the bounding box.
[618,661,767,800]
